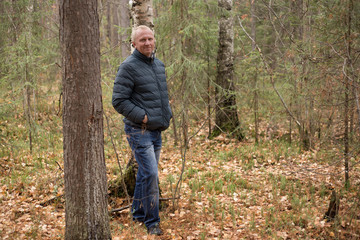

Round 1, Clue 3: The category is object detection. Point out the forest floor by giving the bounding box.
[1,124,360,239]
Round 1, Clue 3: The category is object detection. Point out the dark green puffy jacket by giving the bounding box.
[112,49,172,131]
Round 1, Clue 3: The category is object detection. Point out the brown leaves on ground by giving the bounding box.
[1,130,360,239]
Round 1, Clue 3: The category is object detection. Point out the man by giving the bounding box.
[112,25,172,235]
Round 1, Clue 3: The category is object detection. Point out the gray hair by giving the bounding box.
[131,25,154,42]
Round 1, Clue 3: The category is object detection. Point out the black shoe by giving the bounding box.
[147,225,163,235]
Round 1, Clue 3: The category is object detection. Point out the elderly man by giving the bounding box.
[112,25,172,235]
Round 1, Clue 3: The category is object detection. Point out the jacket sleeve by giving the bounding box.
[112,64,146,124]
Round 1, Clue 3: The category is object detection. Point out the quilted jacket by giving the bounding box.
[112,49,172,131]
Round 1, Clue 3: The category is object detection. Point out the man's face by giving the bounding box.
[132,28,155,57]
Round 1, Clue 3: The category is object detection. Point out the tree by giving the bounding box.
[250,0,259,143]
[343,0,354,188]
[131,0,154,28]
[106,0,130,61]
[154,0,219,145]
[0,1,59,154]
[119,0,131,60]
[59,1,111,239]
[212,0,244,140]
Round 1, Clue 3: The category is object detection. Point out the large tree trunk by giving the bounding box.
[211,0,243,140]
[59,1,111,239]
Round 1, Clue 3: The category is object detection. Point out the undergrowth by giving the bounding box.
[0,83,359,239]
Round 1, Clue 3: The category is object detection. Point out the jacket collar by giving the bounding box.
[133,49,154,64]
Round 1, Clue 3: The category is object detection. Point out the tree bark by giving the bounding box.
[131,0,154,28]
[212,0,243,140]
[59,1,111,239]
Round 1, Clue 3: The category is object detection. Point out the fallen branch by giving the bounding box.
[40,194,64,207]
[111,204,131,213]
[110,197,180,213]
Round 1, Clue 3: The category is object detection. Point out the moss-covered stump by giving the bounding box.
[108,157,165,203]
[108,163,136,198]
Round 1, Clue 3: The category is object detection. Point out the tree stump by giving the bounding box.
[108,156,137,198]
[324,189,340,221]
[108,156,164,201]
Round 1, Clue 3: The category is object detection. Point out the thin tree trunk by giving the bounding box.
[353,86,360,134]
[250,0,259,143]
[344,77,350,187]
[106,0,112,43]
[207,54,212,137]
[181,70,188,149]
[112,2,120,46]
[24,33,33,154]
[172,111,179,145]
[344,0,353,187]
[119,0,131,60]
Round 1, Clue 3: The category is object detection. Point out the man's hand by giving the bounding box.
[142,114,148,123]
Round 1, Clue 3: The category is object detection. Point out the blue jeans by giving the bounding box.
[124,124,161,229]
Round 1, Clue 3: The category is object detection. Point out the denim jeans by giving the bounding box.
[124,124,162,229]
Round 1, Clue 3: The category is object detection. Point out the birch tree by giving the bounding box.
[131,0,154,28]
[212,0,243,140]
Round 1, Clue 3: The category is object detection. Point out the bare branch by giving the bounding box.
[104,113,131,205]
[237,16,301,128]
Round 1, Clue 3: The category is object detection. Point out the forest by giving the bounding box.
[0,0,359,239]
